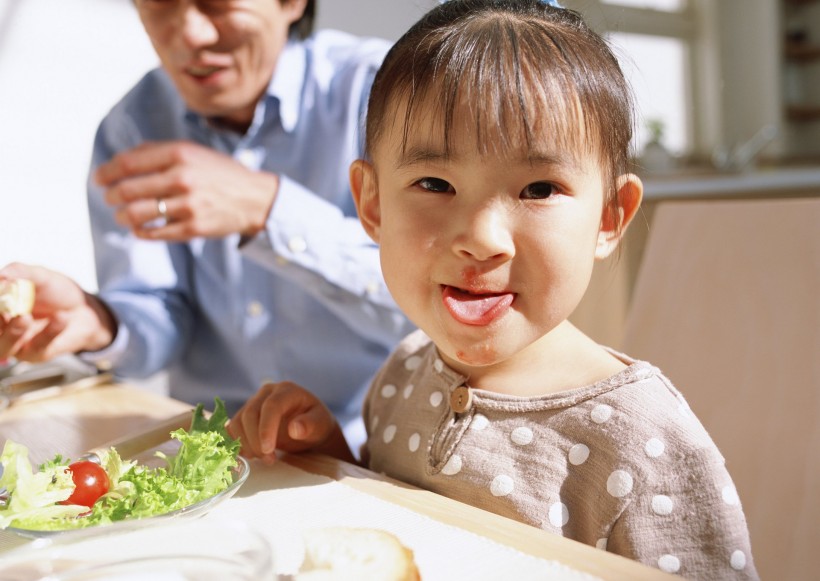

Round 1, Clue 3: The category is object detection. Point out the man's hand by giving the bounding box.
[96,141,279,241]
[227,381,355,465]
[0,263,116,362]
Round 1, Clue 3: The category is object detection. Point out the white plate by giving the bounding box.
[0,516,274,580]
[5,456,249,540]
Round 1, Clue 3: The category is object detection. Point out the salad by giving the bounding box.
[0,398,241,532]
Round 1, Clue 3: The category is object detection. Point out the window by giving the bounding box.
[564,0,695,160]
[600,0,685,11]
[610,32,689,156]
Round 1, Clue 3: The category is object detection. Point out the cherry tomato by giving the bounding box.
[60,461,110,508]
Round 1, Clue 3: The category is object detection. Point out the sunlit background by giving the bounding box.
[3,0,815,290]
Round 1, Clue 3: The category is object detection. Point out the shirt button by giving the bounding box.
[450,386,473,413]
[247,301,265,317]
[365,280,379,296]
[288,236,307,254]
[236,149,257,168]
[96,359,113,372]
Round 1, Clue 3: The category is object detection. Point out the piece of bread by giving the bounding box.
[296,527,420,581]
[0,279,35,317]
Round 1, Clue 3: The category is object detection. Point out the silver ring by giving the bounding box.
[156,198,168,220]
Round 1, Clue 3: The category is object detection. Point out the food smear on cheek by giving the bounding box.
[456,344,497,365]
[461,266,480,291]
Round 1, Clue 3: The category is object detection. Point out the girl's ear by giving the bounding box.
[350,159,381,243]
[595,173,643,260]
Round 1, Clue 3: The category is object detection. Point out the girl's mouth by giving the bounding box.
[441,285,515,326]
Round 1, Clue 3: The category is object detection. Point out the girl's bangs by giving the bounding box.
[401,17,592,162]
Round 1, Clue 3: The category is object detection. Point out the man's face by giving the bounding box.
[135,0,305,131]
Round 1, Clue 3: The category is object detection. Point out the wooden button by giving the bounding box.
[450,386,473,413]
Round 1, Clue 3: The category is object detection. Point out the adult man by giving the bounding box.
[0,0,412,442]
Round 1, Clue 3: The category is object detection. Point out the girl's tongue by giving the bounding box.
[441,286,514,326]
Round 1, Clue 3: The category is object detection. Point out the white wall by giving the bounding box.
[317,0,437,41]
[0,0,157,290]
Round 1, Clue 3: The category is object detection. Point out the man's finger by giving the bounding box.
[103,166,183,206]
[95,141,176,186]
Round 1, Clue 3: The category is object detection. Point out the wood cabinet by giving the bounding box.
[783,0,820,121]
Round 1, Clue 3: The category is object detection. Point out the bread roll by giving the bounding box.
[0,279,35,317]
[296,527,420,581]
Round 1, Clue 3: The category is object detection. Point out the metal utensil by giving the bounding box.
[0,369,66,411]
[82,410,195,463]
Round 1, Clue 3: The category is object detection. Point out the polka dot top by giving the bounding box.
[362,330,759,581]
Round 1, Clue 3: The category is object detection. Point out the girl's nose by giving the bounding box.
[179,5,219,49]
[451,203,515,262]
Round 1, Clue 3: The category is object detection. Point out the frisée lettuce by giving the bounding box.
[0,398,240,532]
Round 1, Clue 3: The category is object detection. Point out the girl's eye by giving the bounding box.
[415,177,454,194]
[520,182,560,200]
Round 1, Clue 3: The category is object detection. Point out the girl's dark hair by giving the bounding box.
[290,0,316,39]
[365,0,635,225]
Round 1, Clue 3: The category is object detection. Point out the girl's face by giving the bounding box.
[353,102,640,381]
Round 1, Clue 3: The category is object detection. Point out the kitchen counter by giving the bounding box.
[640,165,820,200]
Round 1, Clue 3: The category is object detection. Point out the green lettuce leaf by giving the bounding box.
[0,397,240,531]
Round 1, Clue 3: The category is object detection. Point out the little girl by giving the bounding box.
[229,1,758,579]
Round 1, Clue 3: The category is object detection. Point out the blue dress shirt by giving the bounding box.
[81,31,414,441]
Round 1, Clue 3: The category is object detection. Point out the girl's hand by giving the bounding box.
[227,381,353,464]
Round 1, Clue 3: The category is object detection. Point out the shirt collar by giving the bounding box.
[184,35,306,135]
[267,36,306,133]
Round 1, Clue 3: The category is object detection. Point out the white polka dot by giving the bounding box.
[658,554,680,573]
[404,355,422,370]
[403,384,414,399]
[568,443,590,465]
[490,474,514,497]
[471,414,489,431]
[722,484,740,506]
[434,358,444,373]
[380,384,397,398]
[652,495,674,515]
[408,433,421,452]
[429,391,444,407]
[595,538,608,551]
[607,470,634,498]
[591,404,613,424]
[383,425,397,444]
[370,415,379,431]
[441,454,462,475]
[645,437,665,458]
[730,550,747,570]
[548,502,569,527]
[511,427,534,446]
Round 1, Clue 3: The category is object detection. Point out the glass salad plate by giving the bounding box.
[0,517,274,581]
[4,455,250,540]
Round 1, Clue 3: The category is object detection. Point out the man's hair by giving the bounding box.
[365,0,635,224]
[290,0,316,39]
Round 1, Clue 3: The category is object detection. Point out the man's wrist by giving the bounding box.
[82,292,118,352]
[242,171,280,240]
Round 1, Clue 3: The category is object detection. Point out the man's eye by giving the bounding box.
[416,177,453,193]
[521,182,559,200]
